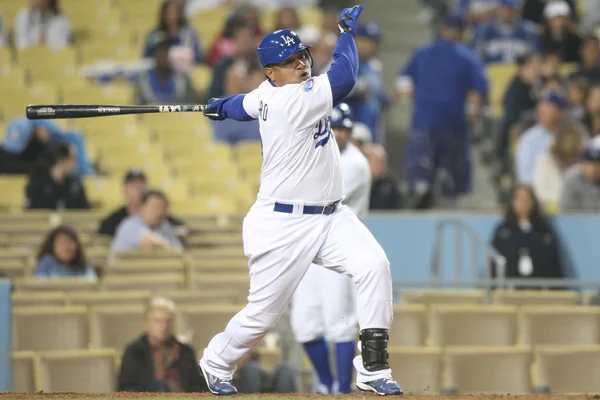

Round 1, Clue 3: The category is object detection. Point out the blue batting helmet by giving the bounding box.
[257,29,312,68]
[330,103,353,130]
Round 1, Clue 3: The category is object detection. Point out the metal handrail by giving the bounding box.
[430,218,507,288]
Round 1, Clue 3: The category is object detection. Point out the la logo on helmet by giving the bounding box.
[281,35,295,46]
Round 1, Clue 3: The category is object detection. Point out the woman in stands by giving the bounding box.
[143,0,204,68]
[35,225,96,278]
[13,0,71,50]
[490,185,567,288]
[25,142,91,210]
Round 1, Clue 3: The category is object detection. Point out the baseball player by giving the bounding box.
[198,5,402,396]
[290,103,371,395]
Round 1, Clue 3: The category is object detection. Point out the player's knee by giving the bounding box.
[360,251,390,278]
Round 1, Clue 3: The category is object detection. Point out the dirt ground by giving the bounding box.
[0,393,599,400]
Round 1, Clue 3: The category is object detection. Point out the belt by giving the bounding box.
[273,201,340,215]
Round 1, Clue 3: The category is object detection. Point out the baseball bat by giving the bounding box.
[26,104,208,120]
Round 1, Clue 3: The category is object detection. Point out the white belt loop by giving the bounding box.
[294,200,304,214]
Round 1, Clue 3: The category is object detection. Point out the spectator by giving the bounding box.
[532,120,586,212]
[583,0,600,32]
[515,90,569,184]
[0,117,95,177]
[34,225,97,279]
[540,0,582,63]
[470,0,541,65]
[207,23,255,100]
[98,170,187,239]
[490,185,566,284]
[499,53,542,165]
[540,49,563,84]
[344,22,388,142]
[13,0,71,50]
[320,7,342,36]
[395,15,488,208]
[310,32,336,75]
[455,0,499,26]
[365,144,402,210]
[134,32,199,105]
[567,76,590,121]
[583,84,600,135]
[568,35,600,84]
[25,143,90,211]
[350,121,373,155]
[109,189,183,258]
[273,7,319,45]
[117,296,206,392]
[559,136,600,211]
[142,0,205,69]
[521,0,578,26]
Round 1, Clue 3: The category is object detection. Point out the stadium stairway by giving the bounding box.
[362,0,499,210]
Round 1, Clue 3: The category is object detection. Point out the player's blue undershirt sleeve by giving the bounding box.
[208,94,254,121]
[327,32,359,107]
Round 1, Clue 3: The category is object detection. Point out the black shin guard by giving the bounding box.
[360,329,390,372]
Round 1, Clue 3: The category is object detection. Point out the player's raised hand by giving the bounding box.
[338,5,364,34]
[204,98,226,121]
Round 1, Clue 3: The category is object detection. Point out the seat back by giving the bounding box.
[388,347,443,394]
[11,292,67,307]
[400,290,486,305]
[90,305,145,351]
[492,290,579,306]
[12,351,37,392]
[518,306,600,345]
[535,345,600,393]
[68,290,151,306]
[391,305,427,347]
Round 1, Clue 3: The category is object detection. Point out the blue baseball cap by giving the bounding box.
[355,22,381,41]
[540,90,569,110]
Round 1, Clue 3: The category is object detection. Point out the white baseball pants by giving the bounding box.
[199,200,394,384]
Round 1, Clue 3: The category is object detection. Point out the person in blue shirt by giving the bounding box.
[35,225,97,279]
[142,0,204,66]
[456,0,500,26]
[470,0,541,64]
[395,15,489,209]
[134,32,200,105]
[344,22,389,142]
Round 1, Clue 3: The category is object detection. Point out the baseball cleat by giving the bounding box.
[356,377,403,396]
[200,364,238,395]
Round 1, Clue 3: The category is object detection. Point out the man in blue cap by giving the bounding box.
[395,14,489,208]
[344,21,388,142]
[470,0,541,64]
[515,89,570,184]
[560,136,600,212]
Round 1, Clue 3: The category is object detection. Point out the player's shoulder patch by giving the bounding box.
[302,77,315,93]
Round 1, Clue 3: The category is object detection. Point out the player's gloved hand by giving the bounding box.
[338,5,364,34]
[204,98,226,121]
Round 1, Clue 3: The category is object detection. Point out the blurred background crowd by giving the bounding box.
[3,0,600,395]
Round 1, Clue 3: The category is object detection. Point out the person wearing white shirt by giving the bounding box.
[13,0,71,50]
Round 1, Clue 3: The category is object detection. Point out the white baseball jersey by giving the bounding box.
[242,75,343,204]
[340,142,371,220]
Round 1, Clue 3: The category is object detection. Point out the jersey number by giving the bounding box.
[258,101,268,121]
[314,118,333,149]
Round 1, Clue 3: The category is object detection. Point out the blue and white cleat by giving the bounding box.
[356,377,403,396]
[200,364,238,395]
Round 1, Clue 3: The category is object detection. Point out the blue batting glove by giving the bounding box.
[204,98,226,121]
[338,5,364,34]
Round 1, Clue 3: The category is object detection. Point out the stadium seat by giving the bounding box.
[12,306,89,351]
[82,177,126,210]
[37,349,118,393]
[191,273,249,294]
[444,346,532,394]
[1,83,59,122]
[0,175,27,211]
[429,305,517,347]
[12,351,37,392]
[177,304,245,357]
[105,256,187,275]
[157,289,241,305]
[391,305,427,347]
[400,290,486,305]
[170,196,240,215]
[79,40,139,64]
[16,47,78,83]
[11,291,67,307]
[191,6,231,50]
[492,290,579,306]
[534,345,600,393]
[67,290,152,307]
[487,64,517,118]
[388,347,443,394]
[0,66,26,92]
[190,257,248,274]
[189,65,213,92]
[518,306,600,346]
[0,247,32,278]
[90,305,145,351]
[14,277,98,292]
[61,83,134,106]
[101,273,186,291]
[189,246,245,259]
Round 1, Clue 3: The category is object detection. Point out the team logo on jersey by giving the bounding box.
[314,118,333,148]
[303,78,315,92]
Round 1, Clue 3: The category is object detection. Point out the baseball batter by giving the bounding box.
[199,6,402,396]
[290,103,371,395]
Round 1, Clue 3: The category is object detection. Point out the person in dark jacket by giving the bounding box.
[490,184,566,287]
[117,296,207,393]
[25,142,90,210]
[539,1,582,63]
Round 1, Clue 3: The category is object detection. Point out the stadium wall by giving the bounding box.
[364,213,599,283]
[0,280,10,391]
